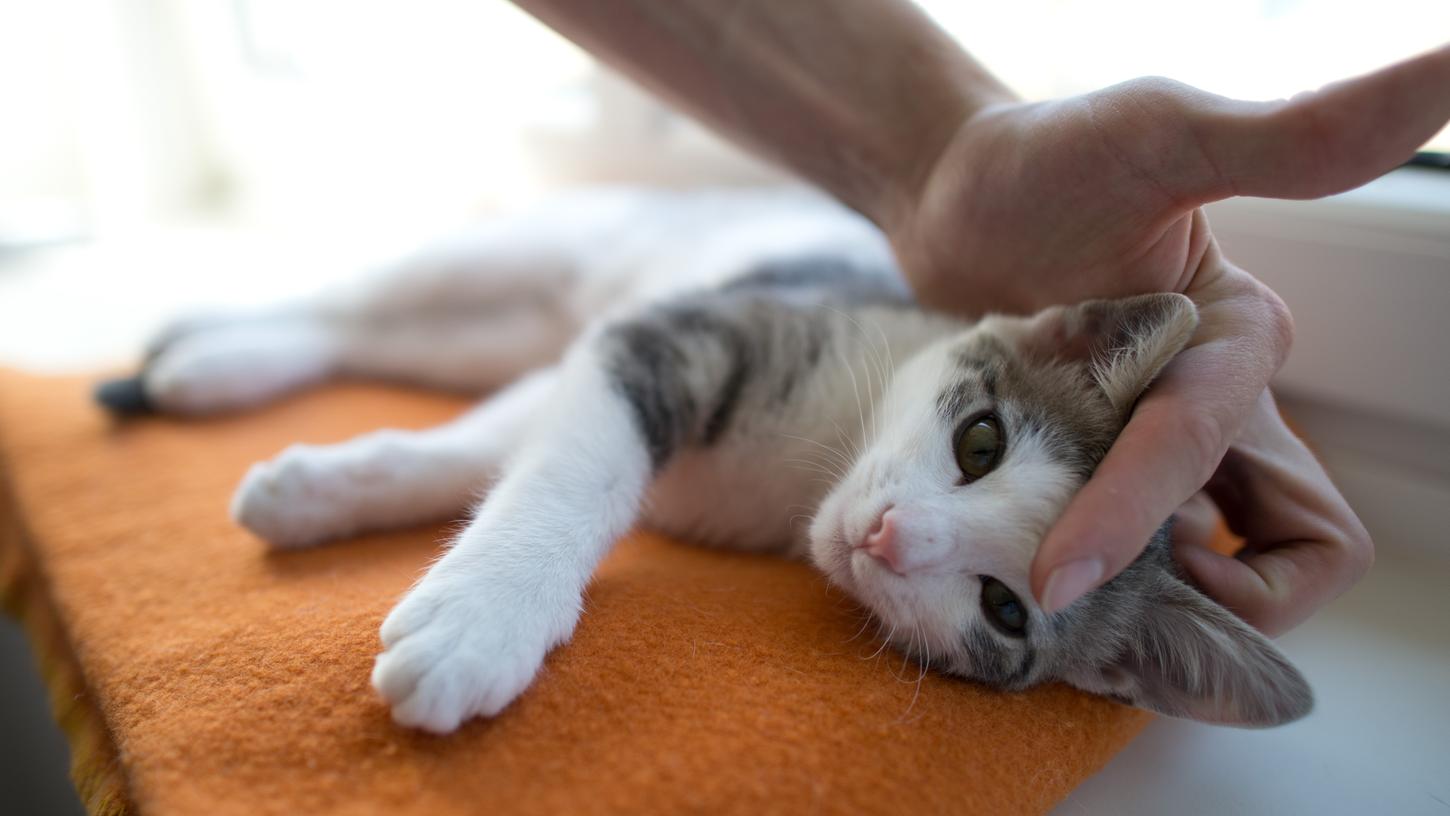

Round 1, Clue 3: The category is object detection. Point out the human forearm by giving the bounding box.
[509,0,1014,226]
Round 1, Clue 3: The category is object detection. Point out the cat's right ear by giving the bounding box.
[1065,573,1313,727]
[1016,293,1198,416]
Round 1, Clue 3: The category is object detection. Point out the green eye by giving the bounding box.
[980,576,1028,637]
[954,415,1003,482]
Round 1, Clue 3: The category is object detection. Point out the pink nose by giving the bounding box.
[861,506,903,572]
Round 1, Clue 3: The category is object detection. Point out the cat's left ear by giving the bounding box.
[1019,293,1198,415]
[1064,572,1313,727]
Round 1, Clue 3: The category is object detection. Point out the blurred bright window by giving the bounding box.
[922,0,1450,123]
[1,0,1446,246]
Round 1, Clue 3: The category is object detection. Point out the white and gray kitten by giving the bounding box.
[98,187,1311,733]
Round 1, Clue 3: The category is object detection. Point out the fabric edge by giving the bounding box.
[0,458,135,816]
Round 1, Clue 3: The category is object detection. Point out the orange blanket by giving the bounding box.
[0,370,1149,815]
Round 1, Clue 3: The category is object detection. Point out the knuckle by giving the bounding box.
[1123,75,1192,107]
[1274,95,1338,181]
[1238,277,1295,363]
[1258,285,1296,361]
[1091,76,1195,134]
[1337,521,1375,582]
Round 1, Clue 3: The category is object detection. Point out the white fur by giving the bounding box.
[370,354,652,732]
[233,369,558,548]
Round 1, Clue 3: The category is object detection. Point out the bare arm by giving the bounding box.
[512,0,1013,226]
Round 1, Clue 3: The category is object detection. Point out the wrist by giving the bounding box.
[872,94,1020,310]
[864,78,1018,239]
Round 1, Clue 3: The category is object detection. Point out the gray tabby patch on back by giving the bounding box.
[601,256,912,468]
[721,254,914,307]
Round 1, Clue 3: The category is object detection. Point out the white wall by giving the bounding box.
[1208,170,1450,561]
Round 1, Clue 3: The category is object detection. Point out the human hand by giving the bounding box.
[889,45,1450,632]
[1170,390,1370,636]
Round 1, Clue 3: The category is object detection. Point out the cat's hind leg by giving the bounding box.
[98,216,593,417]
[109,302,577,417]
[99,316,340,417]
[233,368,557,548]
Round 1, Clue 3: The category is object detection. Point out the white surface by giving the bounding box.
[1206,168,1450,432]
[1054,551,1450,816]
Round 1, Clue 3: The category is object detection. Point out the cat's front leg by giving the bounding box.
[232,369,558,547]
[370,357,654,732]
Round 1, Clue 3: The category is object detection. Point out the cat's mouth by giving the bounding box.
[850,546,907,579]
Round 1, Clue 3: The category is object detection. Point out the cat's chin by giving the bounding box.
[830,551,910,623]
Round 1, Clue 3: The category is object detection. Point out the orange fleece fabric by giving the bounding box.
[0,369,1151,815]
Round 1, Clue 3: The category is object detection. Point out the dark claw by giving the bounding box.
[94,376,155,417]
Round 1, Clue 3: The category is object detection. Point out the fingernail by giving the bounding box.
[1041,558,1105,614]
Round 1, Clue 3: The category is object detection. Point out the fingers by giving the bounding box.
[1186,43,1450,202]
[1177,392,1372,635]
[1031,255,1291,614]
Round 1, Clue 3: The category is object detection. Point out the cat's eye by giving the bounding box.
[980,576,1028,637]
[954,415,1004,483]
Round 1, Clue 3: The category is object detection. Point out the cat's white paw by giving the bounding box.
[231,444,363,548]
[371,575,568,733]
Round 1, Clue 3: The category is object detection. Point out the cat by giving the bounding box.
[97,186,1312,733]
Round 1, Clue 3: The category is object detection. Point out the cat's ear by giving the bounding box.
[1019,293,1198,415]
[1065,574,1313,727]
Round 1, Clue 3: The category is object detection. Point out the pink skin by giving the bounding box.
[858,505,958,577]
[858,505,901,573]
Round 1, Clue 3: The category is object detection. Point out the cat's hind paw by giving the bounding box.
[371,579,560,733]
[102,319,337,418]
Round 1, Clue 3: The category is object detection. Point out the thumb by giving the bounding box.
[1188,43,1450,202]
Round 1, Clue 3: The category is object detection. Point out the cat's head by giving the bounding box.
[809,293,1312,727]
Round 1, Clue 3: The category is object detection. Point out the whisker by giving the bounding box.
[778,434,854,476]
[866,623,897,661]
[780,451,847,475]
[844,611,875,644]
[826,305,894,439]
[895,625,917,682]
[780,432,853,463]
[917,631,932,685]
[833,342,871,458]
[781,457,846,481]
[865,313,896,382]
[886,625,929,720]
[827,418,863,461]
